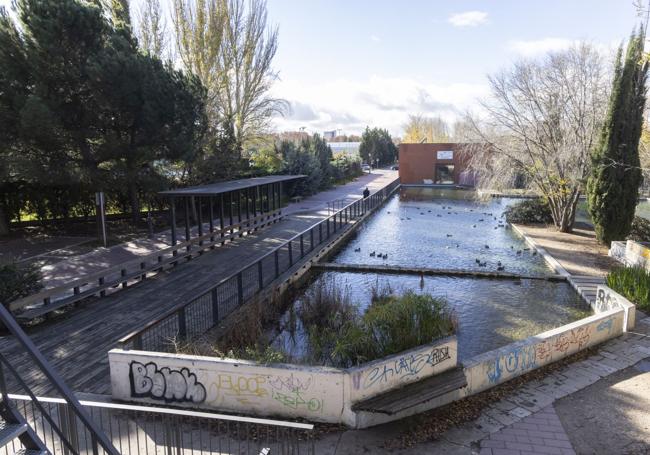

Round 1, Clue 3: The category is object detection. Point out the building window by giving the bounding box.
[435,164,455,184]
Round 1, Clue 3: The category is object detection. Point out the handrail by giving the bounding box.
[10,209,283,312]
[119,178,401,350]
[0,303,120,454]
[3,393,314,430]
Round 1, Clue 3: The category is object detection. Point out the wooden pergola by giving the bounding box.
[160,175,305,247]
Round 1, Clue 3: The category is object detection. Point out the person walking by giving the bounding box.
[363,187,370,198]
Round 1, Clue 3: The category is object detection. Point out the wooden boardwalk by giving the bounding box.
[0,214,325,396]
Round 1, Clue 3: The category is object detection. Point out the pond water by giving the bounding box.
[269,187,591,365]
[335,188,552,276]
[272,272,589,362]
[574,199,650,225]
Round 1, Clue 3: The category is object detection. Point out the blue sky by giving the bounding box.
[0,0,642,136]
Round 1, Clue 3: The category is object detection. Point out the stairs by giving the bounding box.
[0,406,47,455]
[568,275,606,307]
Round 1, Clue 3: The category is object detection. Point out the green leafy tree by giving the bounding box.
[278,140,322,196]
[359,127,397,167]
[587,29,648,244]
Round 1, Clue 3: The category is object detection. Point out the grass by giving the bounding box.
[299,279,456,368]
[606,266,650,312]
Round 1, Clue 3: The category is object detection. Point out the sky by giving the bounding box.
[0,0,642,136]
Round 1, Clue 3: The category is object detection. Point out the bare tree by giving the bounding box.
[136,0,169,59]
[171,0,286,153]
[465,43,609,232]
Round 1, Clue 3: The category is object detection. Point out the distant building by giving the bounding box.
[327,142,361,158]
[323,130,337,140]
[398,143,479,187]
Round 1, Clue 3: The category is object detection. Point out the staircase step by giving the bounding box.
[13,450,49,455]
[351,366,467,415]
[0,422,27,448]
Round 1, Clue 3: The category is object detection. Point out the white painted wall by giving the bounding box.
[347,337,456,403]
[110,309,626,428]
[110,350,346,423]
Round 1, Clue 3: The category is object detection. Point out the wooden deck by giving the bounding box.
[0,214,323,396]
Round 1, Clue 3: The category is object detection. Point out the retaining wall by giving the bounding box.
[109,337,457,427]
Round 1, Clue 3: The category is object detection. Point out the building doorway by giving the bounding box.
[435,164,455,184]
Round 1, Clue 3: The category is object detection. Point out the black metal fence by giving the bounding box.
[119,179,400,352]
[1,394,315,455]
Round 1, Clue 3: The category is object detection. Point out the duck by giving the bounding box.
[472,224,477,228]
[382,253,388,259]
[516,250,522,255]
[370,251,376,257]
[447,234,453,237]
[475,258,481,263]
[484,245,490,249]
[497,265,505,271]
[354,247,361,252]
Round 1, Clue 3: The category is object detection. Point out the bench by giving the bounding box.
[351,367,467,415]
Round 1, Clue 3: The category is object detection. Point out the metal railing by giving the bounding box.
[10,210,283,318]
[1,394,314,455]
[0,303,119,454]
[119,179,400,352]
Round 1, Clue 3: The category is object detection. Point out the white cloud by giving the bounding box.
[269,76,489,137]
[507,38,576,57]
[447,11,488,28]
[370,35,381,42]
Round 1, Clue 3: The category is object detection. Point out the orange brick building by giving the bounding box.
[398,143,477,186]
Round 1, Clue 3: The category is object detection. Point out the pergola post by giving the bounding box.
[228,191,234,236]
[184,197,191,252]
[209,196,215,246]
[197,197,203,247]
[170,198,177,251]
[220,194,225,245]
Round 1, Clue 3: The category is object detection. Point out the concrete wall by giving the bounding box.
[622,240,650,269]
[347,337,457,403]
[594,285,635,331]
[109,336,456,426]
[353,308,628,428]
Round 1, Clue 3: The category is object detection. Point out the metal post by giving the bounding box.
[220,194,226,244]
[209,196,215,245]
[197,197,203,247]
[212,288,219,324]
[288,241,293,266]
[184,197,191,252]
[178,307,187,340]
[237,272,243,306]
[228,192,234,236]
[95,191,107,248]
[170,200,177,250]
[310,228,314,251]
[300,234,304,257]
[274,250,279,277]
[258,261,263,289]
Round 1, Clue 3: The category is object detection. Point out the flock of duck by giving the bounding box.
[350,202,539,274]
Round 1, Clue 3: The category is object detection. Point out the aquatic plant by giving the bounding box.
[606,266,650,312]
[299,279,456,368]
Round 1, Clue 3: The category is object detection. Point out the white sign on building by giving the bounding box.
[437,150,454,160]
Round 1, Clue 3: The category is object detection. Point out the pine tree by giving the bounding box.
[587,28,648,244]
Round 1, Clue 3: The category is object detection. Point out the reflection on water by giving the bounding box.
[271,188,592,363]
[572,199,650,225]
[273,272,590,362]
[334,188,551,276]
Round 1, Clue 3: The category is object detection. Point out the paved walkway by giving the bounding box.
[513,224,619,277]
[25,170,396,290]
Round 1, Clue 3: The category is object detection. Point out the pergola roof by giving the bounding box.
[159,175,305,198]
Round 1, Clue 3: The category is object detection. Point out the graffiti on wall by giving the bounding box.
[358,345,451,389]
[203,372,325,413]
[486,344,537,385]
[130,361,206,403]
[595,288,621,313]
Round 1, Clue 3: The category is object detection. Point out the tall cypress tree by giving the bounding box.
[587,28,648,244]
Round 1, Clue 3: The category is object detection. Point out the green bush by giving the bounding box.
[299,280,456,368]
[0,262,42,307]
[606,266,650,312]
[626,216,650,243]
[504,198,553,224]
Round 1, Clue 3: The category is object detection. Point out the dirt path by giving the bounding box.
[514,223,620,277]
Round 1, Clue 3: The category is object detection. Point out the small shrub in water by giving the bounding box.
[504,198,553,224]
[606,266,650,312]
